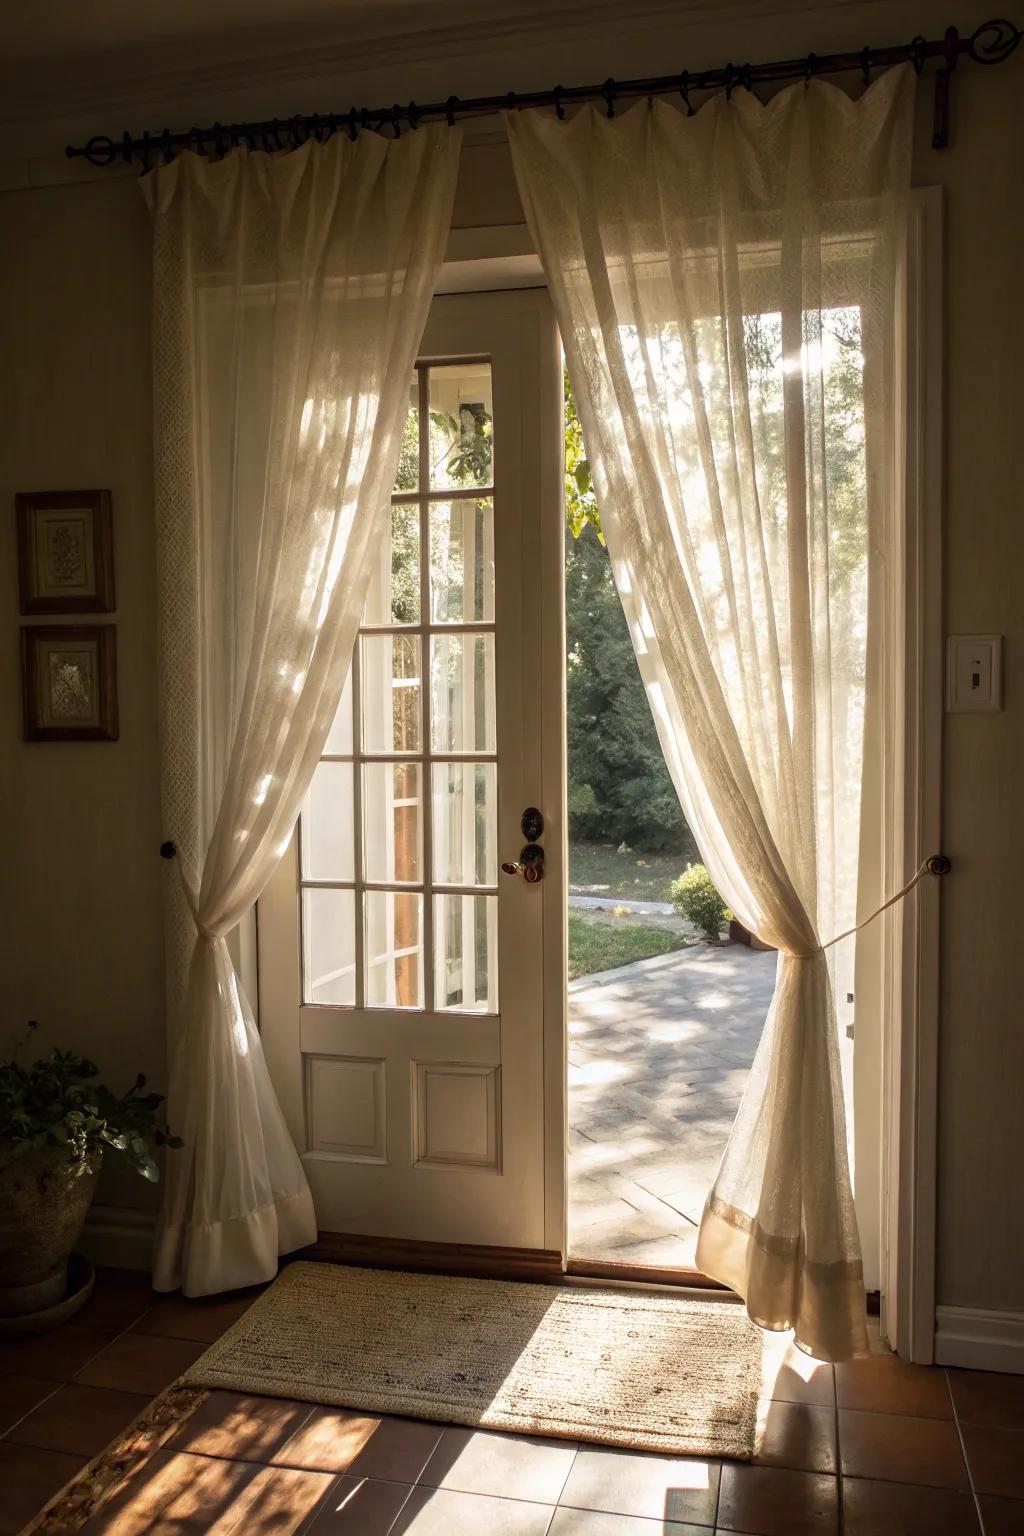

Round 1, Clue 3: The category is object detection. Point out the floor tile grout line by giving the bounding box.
[0,1379,65,1443]
[946,1365,987,1534]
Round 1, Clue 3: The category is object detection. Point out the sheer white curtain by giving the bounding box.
[509,68,912,1359]
[143,127,461,1296]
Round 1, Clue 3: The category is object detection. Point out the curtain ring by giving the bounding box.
[161,128,174,163]
[910,35,928,74]
[804,52,816,88]
[860,45,872,85]
[740,63,755,95]
[445,95,459,127]
[391,105,402,138]
[602,78,617,117]
[724,62,736,100]
[407,101,419,129]
[679,70,695,116]
[135,131,153,173]
[347,107,358,142]
[553,86,566,119]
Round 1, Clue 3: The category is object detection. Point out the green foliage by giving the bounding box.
[670,865,732,941]
[565,523,691,852]
[0,1023,182,1182]
[564,366,690,852]
[564,368,601,540]
[431,405,492,486]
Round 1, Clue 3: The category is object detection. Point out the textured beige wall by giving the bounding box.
[0,178,164,1211]
[1,0,1021,1304]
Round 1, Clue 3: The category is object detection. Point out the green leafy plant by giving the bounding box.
[0,1023,182,1182]
[670,864,732,941]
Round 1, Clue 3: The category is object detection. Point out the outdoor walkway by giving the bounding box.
[568,941,777,1269]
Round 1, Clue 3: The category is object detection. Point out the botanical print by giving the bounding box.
[41,515,88,588]
[17,493,111,614]
[47,648,95,720]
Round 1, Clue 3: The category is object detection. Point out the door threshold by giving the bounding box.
[565,1257,728,1291]
[305,1231,564,1283]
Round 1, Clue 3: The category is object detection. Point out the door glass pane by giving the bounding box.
[302,887,356,1006]
[365,891,423,1008]
[434,893,497,1013]
[432,763,497,886]
[363,501,420,626]
[361,634,421,753]
[430,498,495,623]
[429,633,496,753]
[363,763,422,884]
[429,363,493,490]
[323,668,353,755]
[393,377,419,492]
[301,762,354,881]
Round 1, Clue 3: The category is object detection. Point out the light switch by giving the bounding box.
[947,635,1002,712]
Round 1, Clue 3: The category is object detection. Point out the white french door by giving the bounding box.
[259,287,565,1251]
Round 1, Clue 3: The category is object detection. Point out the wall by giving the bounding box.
[0,0,1021,1310]
[0,178,164,1212]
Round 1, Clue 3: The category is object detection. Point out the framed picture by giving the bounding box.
[16,490,115,614]
[21,625,119,742]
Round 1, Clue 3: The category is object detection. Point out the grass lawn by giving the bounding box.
[569,839,696,903]
[568,913,691,981]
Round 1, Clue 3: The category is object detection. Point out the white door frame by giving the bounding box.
[879,185,945,1363]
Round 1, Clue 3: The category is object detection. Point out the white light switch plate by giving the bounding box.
[947,634,1003,712]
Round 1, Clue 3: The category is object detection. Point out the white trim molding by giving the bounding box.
[878,185,945,1365]
[935,1306,1024,1375]
[80,1203,157,1273]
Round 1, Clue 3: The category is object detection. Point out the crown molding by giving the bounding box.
[2,0,862,131]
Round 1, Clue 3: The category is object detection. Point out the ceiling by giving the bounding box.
[1,0,817,126]
[1,0,861,137]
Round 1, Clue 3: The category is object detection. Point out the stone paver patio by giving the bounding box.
[568,941,777,1269]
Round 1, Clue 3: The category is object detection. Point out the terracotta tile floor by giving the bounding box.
[2,1268,1023,1535]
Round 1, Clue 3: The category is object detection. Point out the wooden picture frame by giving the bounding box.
[21,625,119,742]
[16,490,115,614]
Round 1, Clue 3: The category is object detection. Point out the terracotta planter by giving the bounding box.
[0,1143,101,1316]
[728,917,776,952]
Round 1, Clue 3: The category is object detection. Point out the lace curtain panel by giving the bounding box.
[143,127,461,1296]
[508,67,913,1360]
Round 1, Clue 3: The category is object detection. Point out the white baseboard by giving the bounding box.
[935,1305,1024,1374]
[79,1203,156,1273]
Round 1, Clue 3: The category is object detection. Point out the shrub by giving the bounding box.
[670,864,731,941]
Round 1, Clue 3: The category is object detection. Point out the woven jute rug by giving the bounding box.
[182,1260,762,1459]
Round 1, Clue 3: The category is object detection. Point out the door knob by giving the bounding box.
[501,844,545,883]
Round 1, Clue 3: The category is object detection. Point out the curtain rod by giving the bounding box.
[65,16,1020,169]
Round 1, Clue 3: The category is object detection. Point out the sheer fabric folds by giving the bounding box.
[143,128,461,1295]
[508,69,912,1359]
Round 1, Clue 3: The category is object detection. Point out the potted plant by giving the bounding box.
[0,1023,181,1326]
